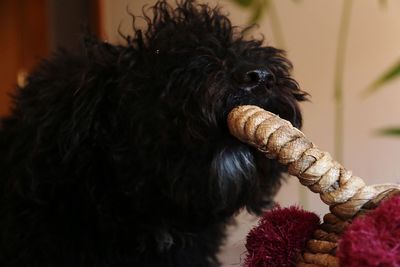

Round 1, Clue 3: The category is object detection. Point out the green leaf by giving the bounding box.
[232,0,254,7]
[364,60,400,96]
[376,127,400,137]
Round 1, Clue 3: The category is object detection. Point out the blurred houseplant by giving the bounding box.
[230,0,289,48]
[365,60,400,136]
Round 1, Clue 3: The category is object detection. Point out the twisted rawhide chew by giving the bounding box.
[228,105,400,267]
[227,105,400,219]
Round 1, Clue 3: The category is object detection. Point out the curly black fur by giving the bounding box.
[0,1,307,266]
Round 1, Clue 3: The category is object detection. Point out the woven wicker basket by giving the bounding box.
[227,105,400,267]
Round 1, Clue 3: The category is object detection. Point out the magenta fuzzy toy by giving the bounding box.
[245,206,320,267]
[337,196,400,267]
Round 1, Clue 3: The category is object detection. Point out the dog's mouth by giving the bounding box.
[224,101,302,130]
[221,95,298,131]
[213,101,294,214]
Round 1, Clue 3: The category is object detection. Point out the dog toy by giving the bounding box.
[227,105,400,267]
[337,195,400,267]
[245,205,320,267]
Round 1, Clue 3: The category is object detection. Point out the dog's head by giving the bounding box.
[88,0,307,218]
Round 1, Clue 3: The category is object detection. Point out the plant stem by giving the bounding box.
[334,0,353,163]
[268,0,286,49]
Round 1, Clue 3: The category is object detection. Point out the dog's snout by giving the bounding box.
[234,67,274,91]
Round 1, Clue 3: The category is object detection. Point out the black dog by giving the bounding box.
[0,1,306,266]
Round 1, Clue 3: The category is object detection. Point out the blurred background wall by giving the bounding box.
[2,0,400,266]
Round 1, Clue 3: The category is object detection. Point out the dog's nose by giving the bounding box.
[244,69,273,84]
[234,67,274,91]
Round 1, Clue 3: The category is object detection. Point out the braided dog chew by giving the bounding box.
[227,105,400,219]
[227,105,400,267]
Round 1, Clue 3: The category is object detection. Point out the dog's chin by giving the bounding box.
[209,139,284,216]
[248,149,286,214]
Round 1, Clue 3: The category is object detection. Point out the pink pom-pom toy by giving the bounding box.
[245,206,320,267]
[337,196,400,267]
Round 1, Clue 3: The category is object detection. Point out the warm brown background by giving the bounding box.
[0,0,102,117]
[0,0,48,117]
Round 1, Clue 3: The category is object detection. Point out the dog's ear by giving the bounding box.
[60,42,123,163]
